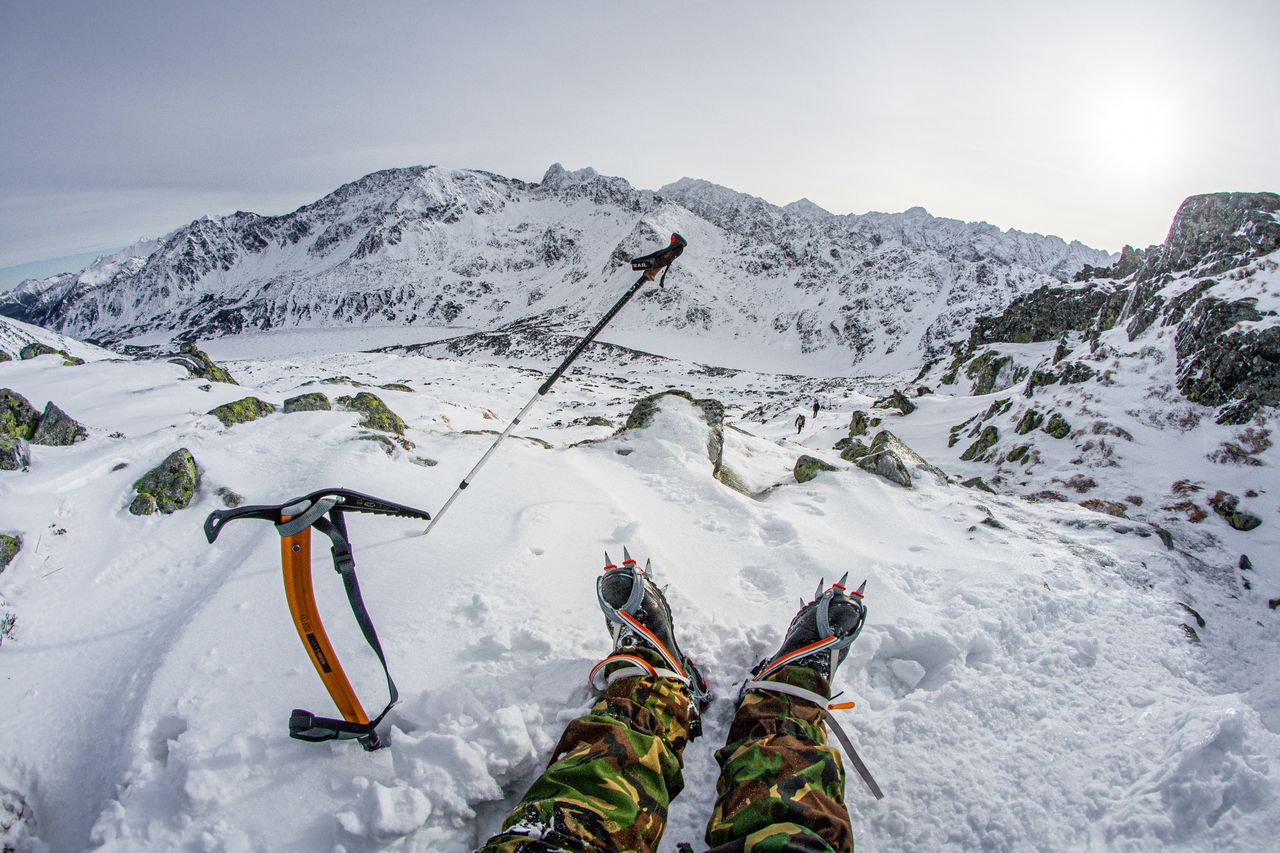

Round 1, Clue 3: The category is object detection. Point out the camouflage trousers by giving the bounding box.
[478,661,852,853]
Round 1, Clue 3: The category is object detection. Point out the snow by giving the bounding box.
[1,323,1278,851]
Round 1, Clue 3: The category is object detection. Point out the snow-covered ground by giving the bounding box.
[1,332,1277,851]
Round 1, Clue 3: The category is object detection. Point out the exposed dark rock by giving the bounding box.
[1015,408,1044,435]
[1080,498,1128,517]
[1074,244,1145,282]
[569,415,614,428]
[31,402,87,446]
[131,448,198,515]
[794,454,837,483]
[848,410,868,437]
[967,283,1122,350]
[208,396,277,427]
[980,516,1006,530]
[1044,413,1072,439]
[960,426,998,461]
[1153,526,1175,550]
[1208,490,1263,531]
[855,430,944,489]
[625,389,726,472]
[0,350,9,362]
[0,389,41,440]
[1005,445,1029,463]
[1239,554,1253,571]
[961,476,996,493]
[872,390,916,415]
[965,352,1026,395]
[1152,192,1280,277]
[838,439,871,462]
[283,392,331,413]
[0,533,20,571]
[168,341,237,384]
[338,393,407,434]
[19,342,58,360]
[216,487,244,508]
[0,435,29,470]
[379,382,414,392]
[1174,296,1279,424]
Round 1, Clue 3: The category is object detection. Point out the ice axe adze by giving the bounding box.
[421,233,687,536]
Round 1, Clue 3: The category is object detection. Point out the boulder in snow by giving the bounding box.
[31,402,87,446]
[856,430,945,489]
[207,396,277,428]
[283,392,331,413]
[0,533,20,571]
[0,435,29,471]
[169,341,237,384]
[337,392,406,435]
[793,454,836,484]
[0,389,40,440]
[130,449,199,515]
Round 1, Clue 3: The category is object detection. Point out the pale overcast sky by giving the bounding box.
[2,0,1277,274]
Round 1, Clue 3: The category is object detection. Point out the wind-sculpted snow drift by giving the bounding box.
[0,164,1111,373]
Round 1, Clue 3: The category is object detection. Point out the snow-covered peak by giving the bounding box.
[783,197,833,220]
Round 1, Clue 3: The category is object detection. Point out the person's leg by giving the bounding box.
[479,554,710,852]
[704,664,851,852]
[479,660,691,852]
[704,577,867,852]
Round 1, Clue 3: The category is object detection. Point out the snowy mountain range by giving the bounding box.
[0,164,1112,373]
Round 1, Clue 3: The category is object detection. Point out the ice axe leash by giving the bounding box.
[203,488,432,750]
[421,232,687,536]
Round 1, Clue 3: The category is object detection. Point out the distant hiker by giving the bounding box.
[813,399,820,419]
[795,413,807,434]
[479,553,870,852]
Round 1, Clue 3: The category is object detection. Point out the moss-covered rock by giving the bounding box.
[31,402,87,446]
[624,389,726,471]
[848,410,868,437]
[872,390,916,415]
[966,352,1017,395]
[960,426,999,461]
[131,448,198,515]
[1015,408,1044,435]
[1005,444,1030,463]
[570,415,614,428]
[336,392,407,434]
[0,389,41,440]
[19,343,58,360]
[169,341,237,384]
[0,350,10,363]
[838,439,871,462]
[855,430,945,489]
[794,454,837,483]
[961,476,996,493]
[283,392,331,413]
[0,533,21,571]
[0,435,29,470]
[208,396,277,427]
[1044,413,1072,439]
[379,382,414,393]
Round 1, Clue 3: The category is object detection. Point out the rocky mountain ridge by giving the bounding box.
[1,164,1111,373]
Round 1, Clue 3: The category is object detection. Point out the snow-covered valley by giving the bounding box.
[1,303,1276,850]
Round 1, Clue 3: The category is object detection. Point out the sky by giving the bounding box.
[2,0,1278,280]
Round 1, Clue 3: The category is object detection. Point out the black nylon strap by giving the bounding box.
[290,511,398,747]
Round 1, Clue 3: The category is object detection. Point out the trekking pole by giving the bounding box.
[420,233,687,536]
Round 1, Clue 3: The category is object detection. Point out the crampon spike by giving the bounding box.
[856,579,867,596]
[814,578,824,600]
[835,571,849,590]
[603,551,613,569]
[622,545,634,565]
[644,557,652,573]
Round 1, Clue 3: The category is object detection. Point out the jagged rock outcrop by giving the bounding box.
[168,341,236,384]
[1175,297,1280,424]
[0,435,29,470]
[30,402,87,446]
[872,390,916,415]
[130,449,198,515]
[855,430,945,488]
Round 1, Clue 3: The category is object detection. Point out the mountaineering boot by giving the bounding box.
[754,573,867,682]
[590,548,712,736]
